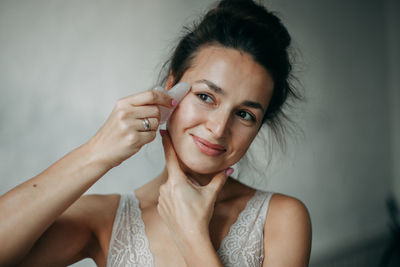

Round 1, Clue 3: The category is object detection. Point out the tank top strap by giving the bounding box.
[218,190,274,267]
[257,191,274,224]
[107,193,154,267]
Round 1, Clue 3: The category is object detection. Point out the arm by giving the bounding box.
[0,90,174,266]
[262,194,312,267]
[15,194,119,267]
[0,145,109,266]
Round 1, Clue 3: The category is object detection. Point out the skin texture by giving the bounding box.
[168,46,273,181]
[0,89,175,266]
[0,45,311,267]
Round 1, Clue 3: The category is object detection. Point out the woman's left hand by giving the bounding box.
[157,130,231,247]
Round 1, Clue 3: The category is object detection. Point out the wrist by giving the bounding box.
[78,142,114,173]
[178,232,223,267]
[177,229,213,254]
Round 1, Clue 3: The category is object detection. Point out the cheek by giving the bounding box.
[234,134,251,155]
[232,129,258,158]
[168,97,202,134]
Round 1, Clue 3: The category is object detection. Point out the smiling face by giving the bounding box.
[167,45,274,175]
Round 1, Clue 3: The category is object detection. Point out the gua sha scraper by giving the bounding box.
[154,82,191,124]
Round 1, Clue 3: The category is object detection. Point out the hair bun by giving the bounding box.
[216,0,268,16]
[217,0,256,9]
[215,0,290,49]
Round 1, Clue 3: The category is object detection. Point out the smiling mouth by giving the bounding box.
[191,135,226,156]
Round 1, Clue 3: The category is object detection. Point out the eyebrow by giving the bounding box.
[194,79,265,114]
[242,100,265,114]
[194,79,225,95]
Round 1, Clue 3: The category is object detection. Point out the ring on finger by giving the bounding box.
[142,118,150,131]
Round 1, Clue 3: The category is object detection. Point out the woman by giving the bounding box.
[0,0,311,266]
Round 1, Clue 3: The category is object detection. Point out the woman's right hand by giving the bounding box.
[86,89,175,169]
[0,89,175,266]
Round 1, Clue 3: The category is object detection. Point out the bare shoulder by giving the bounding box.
[267,193,311,227]
[263,193,312,267]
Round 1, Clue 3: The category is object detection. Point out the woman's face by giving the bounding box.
[167,45,274,175]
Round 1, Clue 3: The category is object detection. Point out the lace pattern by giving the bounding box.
[217,191,272,267]
[107,194,154,267]
[107,190,273,267]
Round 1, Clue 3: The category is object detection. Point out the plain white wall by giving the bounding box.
[0,0,396,266]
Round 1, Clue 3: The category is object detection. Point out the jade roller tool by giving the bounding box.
[154,82,191,124]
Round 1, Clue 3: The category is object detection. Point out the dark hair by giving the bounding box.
[160,0,301,148]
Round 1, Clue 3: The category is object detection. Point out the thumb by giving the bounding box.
[206,167,234,197]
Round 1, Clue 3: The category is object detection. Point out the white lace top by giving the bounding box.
[107,190,273,267]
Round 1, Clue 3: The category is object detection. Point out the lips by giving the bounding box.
[192,135,226,156]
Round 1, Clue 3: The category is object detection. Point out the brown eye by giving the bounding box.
[197,93,214,103]
[236,110,256,122]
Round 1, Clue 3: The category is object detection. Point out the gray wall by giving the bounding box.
[266,0,394,261]
[0,0,398,266]
[386,0,400,203]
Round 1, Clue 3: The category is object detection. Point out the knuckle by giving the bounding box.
[148,90,158,101]
[116,98,126,109]
[116,109,127,120]
[119,120,129,132]
[127,133,139,145]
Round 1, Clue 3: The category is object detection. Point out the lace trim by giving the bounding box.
[217,191,273,267]
[107,194,154,267]
[107,190,272,267]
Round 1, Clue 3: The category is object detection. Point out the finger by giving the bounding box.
[133,105,160,120]
[124,90,175,108]
[206,168,233,197]
[136,117,159,132]
[160,130,184,178]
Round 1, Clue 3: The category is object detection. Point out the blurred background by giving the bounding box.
[0,0,399,266]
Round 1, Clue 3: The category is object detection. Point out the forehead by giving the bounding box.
[181,46,274,108]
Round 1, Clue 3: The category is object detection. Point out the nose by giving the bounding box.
[206,109,231,138]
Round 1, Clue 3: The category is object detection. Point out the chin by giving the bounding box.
[177,155,224,175]
[177,149,238,176]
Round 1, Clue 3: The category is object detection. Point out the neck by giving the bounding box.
[157,165,235,203]
[158,167,218,185]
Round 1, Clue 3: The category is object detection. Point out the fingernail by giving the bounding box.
[171,99,178,107]
[159,129,167,137]
[225,167,234,176]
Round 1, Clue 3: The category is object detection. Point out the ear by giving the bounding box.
[165,72,175,91]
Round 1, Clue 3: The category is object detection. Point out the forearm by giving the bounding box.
[0,143,110,265]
